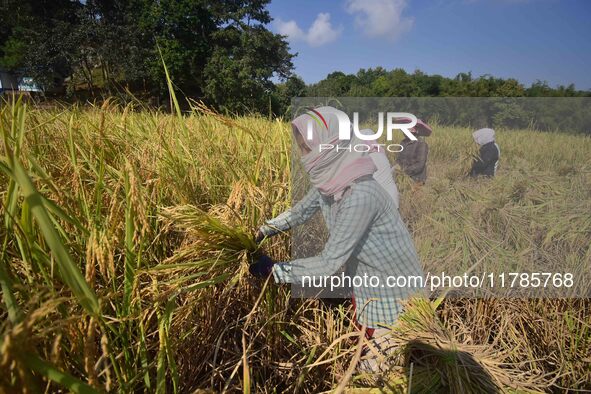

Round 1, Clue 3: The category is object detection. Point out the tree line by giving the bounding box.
[301,68,590,99]
[1,1,589,118]
[0,0,293,113]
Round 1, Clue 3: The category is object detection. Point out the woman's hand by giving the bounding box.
[254,229,266,244]
[249,254,276,278]
[254,225,278,244]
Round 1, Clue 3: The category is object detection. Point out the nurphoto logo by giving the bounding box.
[303,107,418,153]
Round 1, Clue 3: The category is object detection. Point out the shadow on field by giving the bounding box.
[400,340,500,394]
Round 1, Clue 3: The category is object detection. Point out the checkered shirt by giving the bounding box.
[265,177,424,328]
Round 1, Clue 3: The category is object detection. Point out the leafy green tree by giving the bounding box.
[387,68,421,96]
[107,0,293,109]
[0,36,26,70]
[273,75,306,116]
[0,0,294,111]
[203,25,294,113]
[308,71,357,97]
[0,0,26,70]
[496,79,525,97]
[0,0,82,88]
[71,0,154,92]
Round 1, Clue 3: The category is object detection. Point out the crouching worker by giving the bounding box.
[396,118,432,185]
[250,106,424,373]
[470,128,500,177]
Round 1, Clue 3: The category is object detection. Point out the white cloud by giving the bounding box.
[275,13,342,47]
[275,19,305,41]
[346,0,414,41]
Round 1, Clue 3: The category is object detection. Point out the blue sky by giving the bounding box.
[267,0,591,90]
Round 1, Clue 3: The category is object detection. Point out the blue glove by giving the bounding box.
[249,254,276,278]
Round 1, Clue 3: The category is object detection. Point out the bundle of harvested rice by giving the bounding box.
[355,297,547,394]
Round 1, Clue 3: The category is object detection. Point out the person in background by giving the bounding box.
[470,128,500,177]
[396,119,432,185]
[363,129,400,210]
[251,106,424,372]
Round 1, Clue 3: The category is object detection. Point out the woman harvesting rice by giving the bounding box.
[250,106,424,371]
[470,127,501,177]
[396,118,432,185]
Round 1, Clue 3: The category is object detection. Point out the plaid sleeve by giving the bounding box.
[262,188,321,235]
[274,185,379,283]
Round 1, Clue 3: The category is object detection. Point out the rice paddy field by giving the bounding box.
[1,97,591,393]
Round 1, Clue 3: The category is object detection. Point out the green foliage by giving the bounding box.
[0,35,26,70]
[203,25,294,114]
[1,0,588,117]
[0,0,82,88]
[273,75,307,116]
[308,67,590,99]
[0,0,294,113]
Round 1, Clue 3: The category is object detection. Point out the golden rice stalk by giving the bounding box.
[159,204,257,254]
[189,99,255,137]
